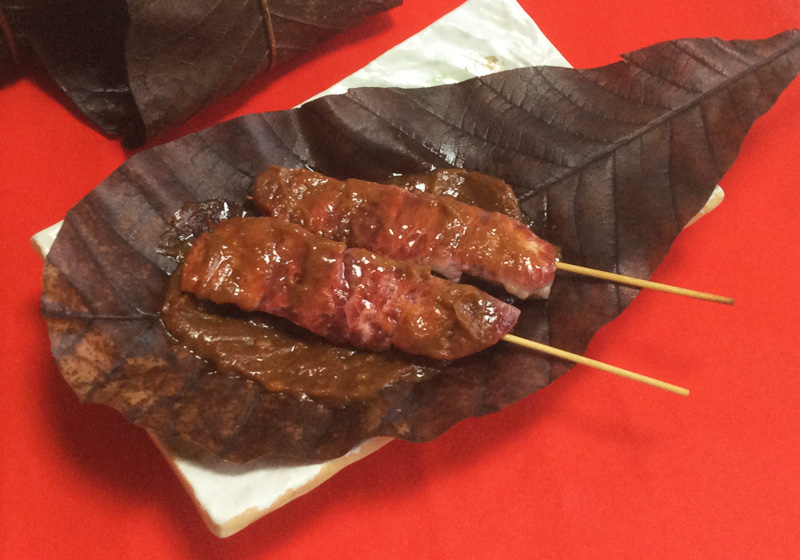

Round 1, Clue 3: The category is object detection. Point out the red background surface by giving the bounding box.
[2,1,799,558]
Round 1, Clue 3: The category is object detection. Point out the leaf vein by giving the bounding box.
[517,35,800,201]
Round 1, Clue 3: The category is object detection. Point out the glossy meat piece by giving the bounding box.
[181,217,520,360]
[384,168,525,221]
[253,166,558,299]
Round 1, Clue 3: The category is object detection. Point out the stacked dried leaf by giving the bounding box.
[0,0,401,146]
[41,32,800,464]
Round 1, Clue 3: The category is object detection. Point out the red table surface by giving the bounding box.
[2,1,799,558]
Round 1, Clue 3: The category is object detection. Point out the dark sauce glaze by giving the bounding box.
[160,169,526,403]
[385,169,524,222]
[254,167,557,298]
[162,269,440,402]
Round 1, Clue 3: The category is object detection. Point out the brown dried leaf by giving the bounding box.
[42,31,800,463]
[1,0,400,146]
[126,0,402,139]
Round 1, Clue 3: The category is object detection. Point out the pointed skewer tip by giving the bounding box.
[501,334,689,396]
[555,261,733,306]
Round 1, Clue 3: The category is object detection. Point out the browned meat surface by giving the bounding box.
[384,168,525,221]
[162,269,441,402]
[253,166,558,299]
[181,217,520,360]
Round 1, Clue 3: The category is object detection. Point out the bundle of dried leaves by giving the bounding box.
[0,0,401,146]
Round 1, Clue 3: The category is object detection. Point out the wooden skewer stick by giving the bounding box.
[502,334,690,396]
[555,261,733,305]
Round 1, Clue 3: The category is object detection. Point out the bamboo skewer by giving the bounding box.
[501,334,689,396]
[555,261,733,305]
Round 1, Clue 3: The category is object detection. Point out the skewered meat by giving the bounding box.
[181,217,521,360]
[253,166,558,299]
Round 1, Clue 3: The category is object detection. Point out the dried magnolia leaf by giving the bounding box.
[0,0,400,146]
[125,0,401,139]
[0,5,20,84]
[42,31,800,463]
[3,1,145,144]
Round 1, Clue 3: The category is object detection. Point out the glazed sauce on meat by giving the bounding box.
[161,169,526,401]
[254,167,557,299]
[162,269,439,402]
[180,217,518,360]
[385,169,525,222]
